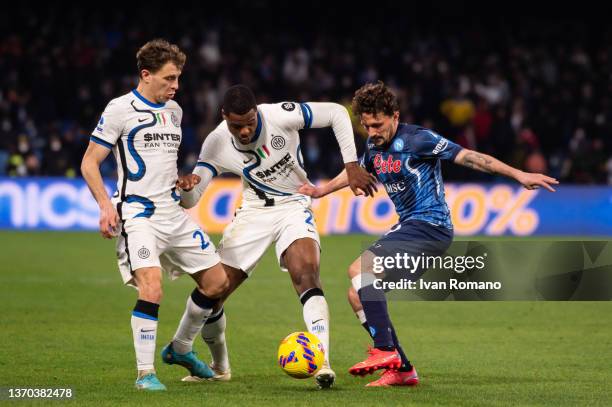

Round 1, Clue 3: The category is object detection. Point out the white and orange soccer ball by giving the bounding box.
[277,332,325,378]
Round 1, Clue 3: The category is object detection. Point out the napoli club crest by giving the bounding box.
[392,138,404,152]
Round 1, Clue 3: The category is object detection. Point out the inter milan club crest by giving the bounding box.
[271,135,286,150]
[281,102,296,111]
[138,247,150,259]
[170,112,181,127]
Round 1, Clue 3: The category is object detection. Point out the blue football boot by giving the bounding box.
[135,373,167,391]
[161,342,214,379]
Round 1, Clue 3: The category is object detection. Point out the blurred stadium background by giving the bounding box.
[0,3,610,406]
[1,3,611,235]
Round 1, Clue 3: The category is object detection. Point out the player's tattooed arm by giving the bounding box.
[457,150,496,174]
[454,149,559,192]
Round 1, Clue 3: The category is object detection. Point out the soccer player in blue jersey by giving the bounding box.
[299,82,558,387]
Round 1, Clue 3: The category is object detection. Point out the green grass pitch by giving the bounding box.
[0,232,611,406]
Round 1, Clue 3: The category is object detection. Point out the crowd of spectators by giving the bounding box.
[1,5,611,184]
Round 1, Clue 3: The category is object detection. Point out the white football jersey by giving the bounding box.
[91,89,184,220]
[197,102,313,207]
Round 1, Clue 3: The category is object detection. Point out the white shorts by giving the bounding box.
[218,199,321,276]
[116,212,220,287]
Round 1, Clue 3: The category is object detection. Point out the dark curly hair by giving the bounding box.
[222,84,257,115]
[136,39,186,77]
[351,81,399,117]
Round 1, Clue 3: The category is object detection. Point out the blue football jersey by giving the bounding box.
[360,124,463,229]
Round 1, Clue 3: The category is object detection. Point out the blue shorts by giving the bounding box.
[367,219,453,283]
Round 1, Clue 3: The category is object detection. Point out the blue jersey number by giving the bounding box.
[192,230,210,250]
[304,210,314,226]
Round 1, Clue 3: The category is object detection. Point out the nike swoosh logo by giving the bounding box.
[243,158,253,164]
[141,329,155,333]
[138,118,148,123]
[312,319,323,324]
[307,228,315,233]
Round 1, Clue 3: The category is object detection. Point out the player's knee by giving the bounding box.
[217,276,231,296]
[139,281,163,303]
[201,276,230,299]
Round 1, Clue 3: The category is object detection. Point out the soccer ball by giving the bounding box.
[277,331,325,378]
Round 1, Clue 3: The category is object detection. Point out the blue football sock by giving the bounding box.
[358,284,394,348]
[390,322,413,371]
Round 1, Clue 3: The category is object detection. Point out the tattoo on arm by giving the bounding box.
[462,152,494,174]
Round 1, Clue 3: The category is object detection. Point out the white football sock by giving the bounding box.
[201,309,230,372]
[131,315,158,372]
[172,294,213,354]
[301,292,330,366]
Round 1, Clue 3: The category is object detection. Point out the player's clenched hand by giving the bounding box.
[516,172,559,192]
[345,162,378,197]
[99,201,119,239]
[176,174,201,192]
[298,182,325,199]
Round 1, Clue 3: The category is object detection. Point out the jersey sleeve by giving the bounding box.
[410,129,463,161]
[90,100,124,149]
[175,104,184,126]
[268,102,312,131]
[196,133,226,176]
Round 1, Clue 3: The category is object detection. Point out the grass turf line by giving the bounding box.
[0,232,610,406]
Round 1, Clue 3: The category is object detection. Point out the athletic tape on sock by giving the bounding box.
[351,273,377,293]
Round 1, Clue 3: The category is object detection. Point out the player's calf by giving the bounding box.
[170,288,218,355]
[131,268,164,381]
[200,307,231,381]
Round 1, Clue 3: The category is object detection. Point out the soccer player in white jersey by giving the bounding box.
[81,39,230,391]
[176,85,377,389]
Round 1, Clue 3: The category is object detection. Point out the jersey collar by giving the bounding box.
[132,89,166,109]
[250,110,263,144]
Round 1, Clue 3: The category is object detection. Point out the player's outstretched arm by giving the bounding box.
[299,169,350,198]
[81,142,119,239]
[304,102,376,196]
[454,149,559,192]
[178,166,213,209]
[345,162,378,197]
